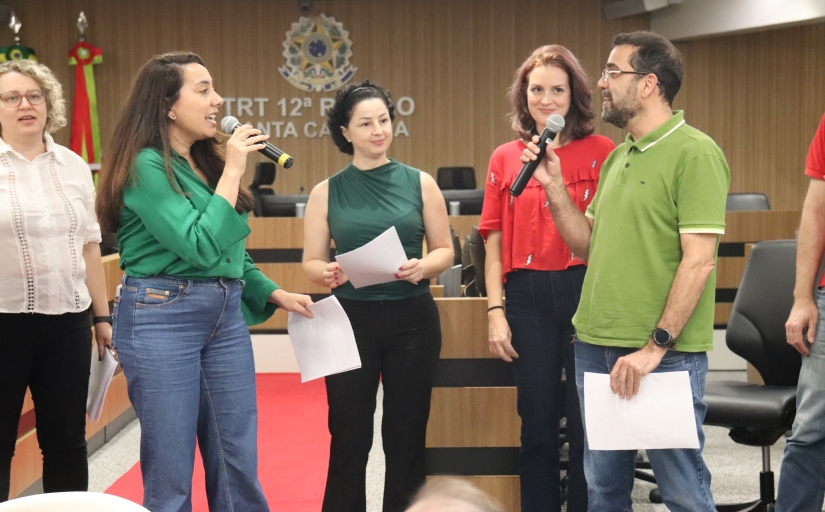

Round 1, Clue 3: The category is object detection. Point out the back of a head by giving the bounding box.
[405,477,503,512]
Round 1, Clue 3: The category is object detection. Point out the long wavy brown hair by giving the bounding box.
[508,45,595,143]
[96,51,253,233]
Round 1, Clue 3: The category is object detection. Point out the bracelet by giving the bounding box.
[487,306,505,313]
[93,316,113,325]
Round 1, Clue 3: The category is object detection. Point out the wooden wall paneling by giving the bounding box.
[714,302,733,326]
[715,256,747,289]
[256,263,328,294]
[247,217,305,249]
[675,23,825,211]
[722,211,799,243]
[102,253,124,301]
[435,298,492,359]
[427,388,520,448]
[12,3,822,212]
[10,0,646,208]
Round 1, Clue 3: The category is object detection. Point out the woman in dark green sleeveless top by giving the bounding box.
[303,81,454,512]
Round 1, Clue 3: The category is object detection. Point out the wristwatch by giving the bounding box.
[651,327,676,349]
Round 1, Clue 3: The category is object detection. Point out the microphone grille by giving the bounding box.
[220,116,239,134]
[546,114,565,133]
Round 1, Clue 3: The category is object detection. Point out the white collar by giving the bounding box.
[0,133,67,165]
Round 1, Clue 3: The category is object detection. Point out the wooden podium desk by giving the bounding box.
[245,211,800,331]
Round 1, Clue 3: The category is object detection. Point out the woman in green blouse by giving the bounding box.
[96,52,312,512]
[303,81,454,512]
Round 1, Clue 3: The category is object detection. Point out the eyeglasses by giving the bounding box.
[0,89,47,108]
[601,69,648,83]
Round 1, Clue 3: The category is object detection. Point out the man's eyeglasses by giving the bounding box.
[0,89,47,108]
[601,69,648,83]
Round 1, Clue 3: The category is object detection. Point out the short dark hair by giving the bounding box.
[612,31,683,105]
[508,45,595,143]
[326,80,395,155]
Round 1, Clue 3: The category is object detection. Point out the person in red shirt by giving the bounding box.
[478,45,614,512]
[777,112,825,511]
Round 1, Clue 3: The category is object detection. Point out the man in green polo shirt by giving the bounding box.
[523,31,729,510]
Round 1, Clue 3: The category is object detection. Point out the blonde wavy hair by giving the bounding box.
[0,59,67,134]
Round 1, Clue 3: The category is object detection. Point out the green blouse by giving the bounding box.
[117,148,278,325]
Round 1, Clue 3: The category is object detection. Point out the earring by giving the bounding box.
[169,112,176,120]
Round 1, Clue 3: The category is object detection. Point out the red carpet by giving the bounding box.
[106,374,330,511]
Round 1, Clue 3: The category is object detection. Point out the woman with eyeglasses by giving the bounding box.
[0,60,112,502]
[478,45,615,512]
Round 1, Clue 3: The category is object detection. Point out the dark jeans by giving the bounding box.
[0,312,92,502]
[504,267,587,512]
[322,293,442,512]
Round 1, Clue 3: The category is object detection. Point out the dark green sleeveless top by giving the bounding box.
[328,159,430,301]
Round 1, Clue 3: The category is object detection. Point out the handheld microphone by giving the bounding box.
[220,116,294,169]
[509,114,565,197]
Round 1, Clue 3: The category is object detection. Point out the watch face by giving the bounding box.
[653,328,672,346]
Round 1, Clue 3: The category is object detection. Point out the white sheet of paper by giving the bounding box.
[334,226,409,289]
[87,347,118,422]
[287,296,361,382]
[583,371,700,450]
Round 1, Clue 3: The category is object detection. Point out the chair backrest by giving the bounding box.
[251,162,276,190]
[726,193,770,211]
[258,194,310,217]
[467,226,486,297]
[441,189,485,216]
[437,167,476,190]
[0,492,150,512]
[450,226,462,266]
[726,240,801,386]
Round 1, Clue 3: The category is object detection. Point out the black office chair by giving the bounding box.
[250,162,276,217]
[701,240,800,512]
[467,226,486,297]
[437,167,476,190]
[726,193,771,211]
[257,194,310,217]
[449,226,462,266]
[441,189,485,216]
[461,234,477,296]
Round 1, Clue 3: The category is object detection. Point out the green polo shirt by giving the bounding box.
[573,111,730,352]
[117,148,279,326]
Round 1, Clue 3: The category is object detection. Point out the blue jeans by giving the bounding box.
[775,289,825,512]
[505,268,587,512]
[113,276,268,512]
[574,339,715,512]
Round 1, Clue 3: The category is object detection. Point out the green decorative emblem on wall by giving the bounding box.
[278,14,357,92]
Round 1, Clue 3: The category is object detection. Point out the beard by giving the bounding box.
[601,84,641,129]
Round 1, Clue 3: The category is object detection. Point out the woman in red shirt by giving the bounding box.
[478,45,614,512]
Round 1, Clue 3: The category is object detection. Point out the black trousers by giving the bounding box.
[322,293,442,512]
[0,312,92,502]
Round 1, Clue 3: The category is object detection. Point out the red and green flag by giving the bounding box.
[68,41,102,178]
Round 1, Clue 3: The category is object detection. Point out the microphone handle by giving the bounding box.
[509,128,555,197]
[259,142,294,169]
[229,121,294,169]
